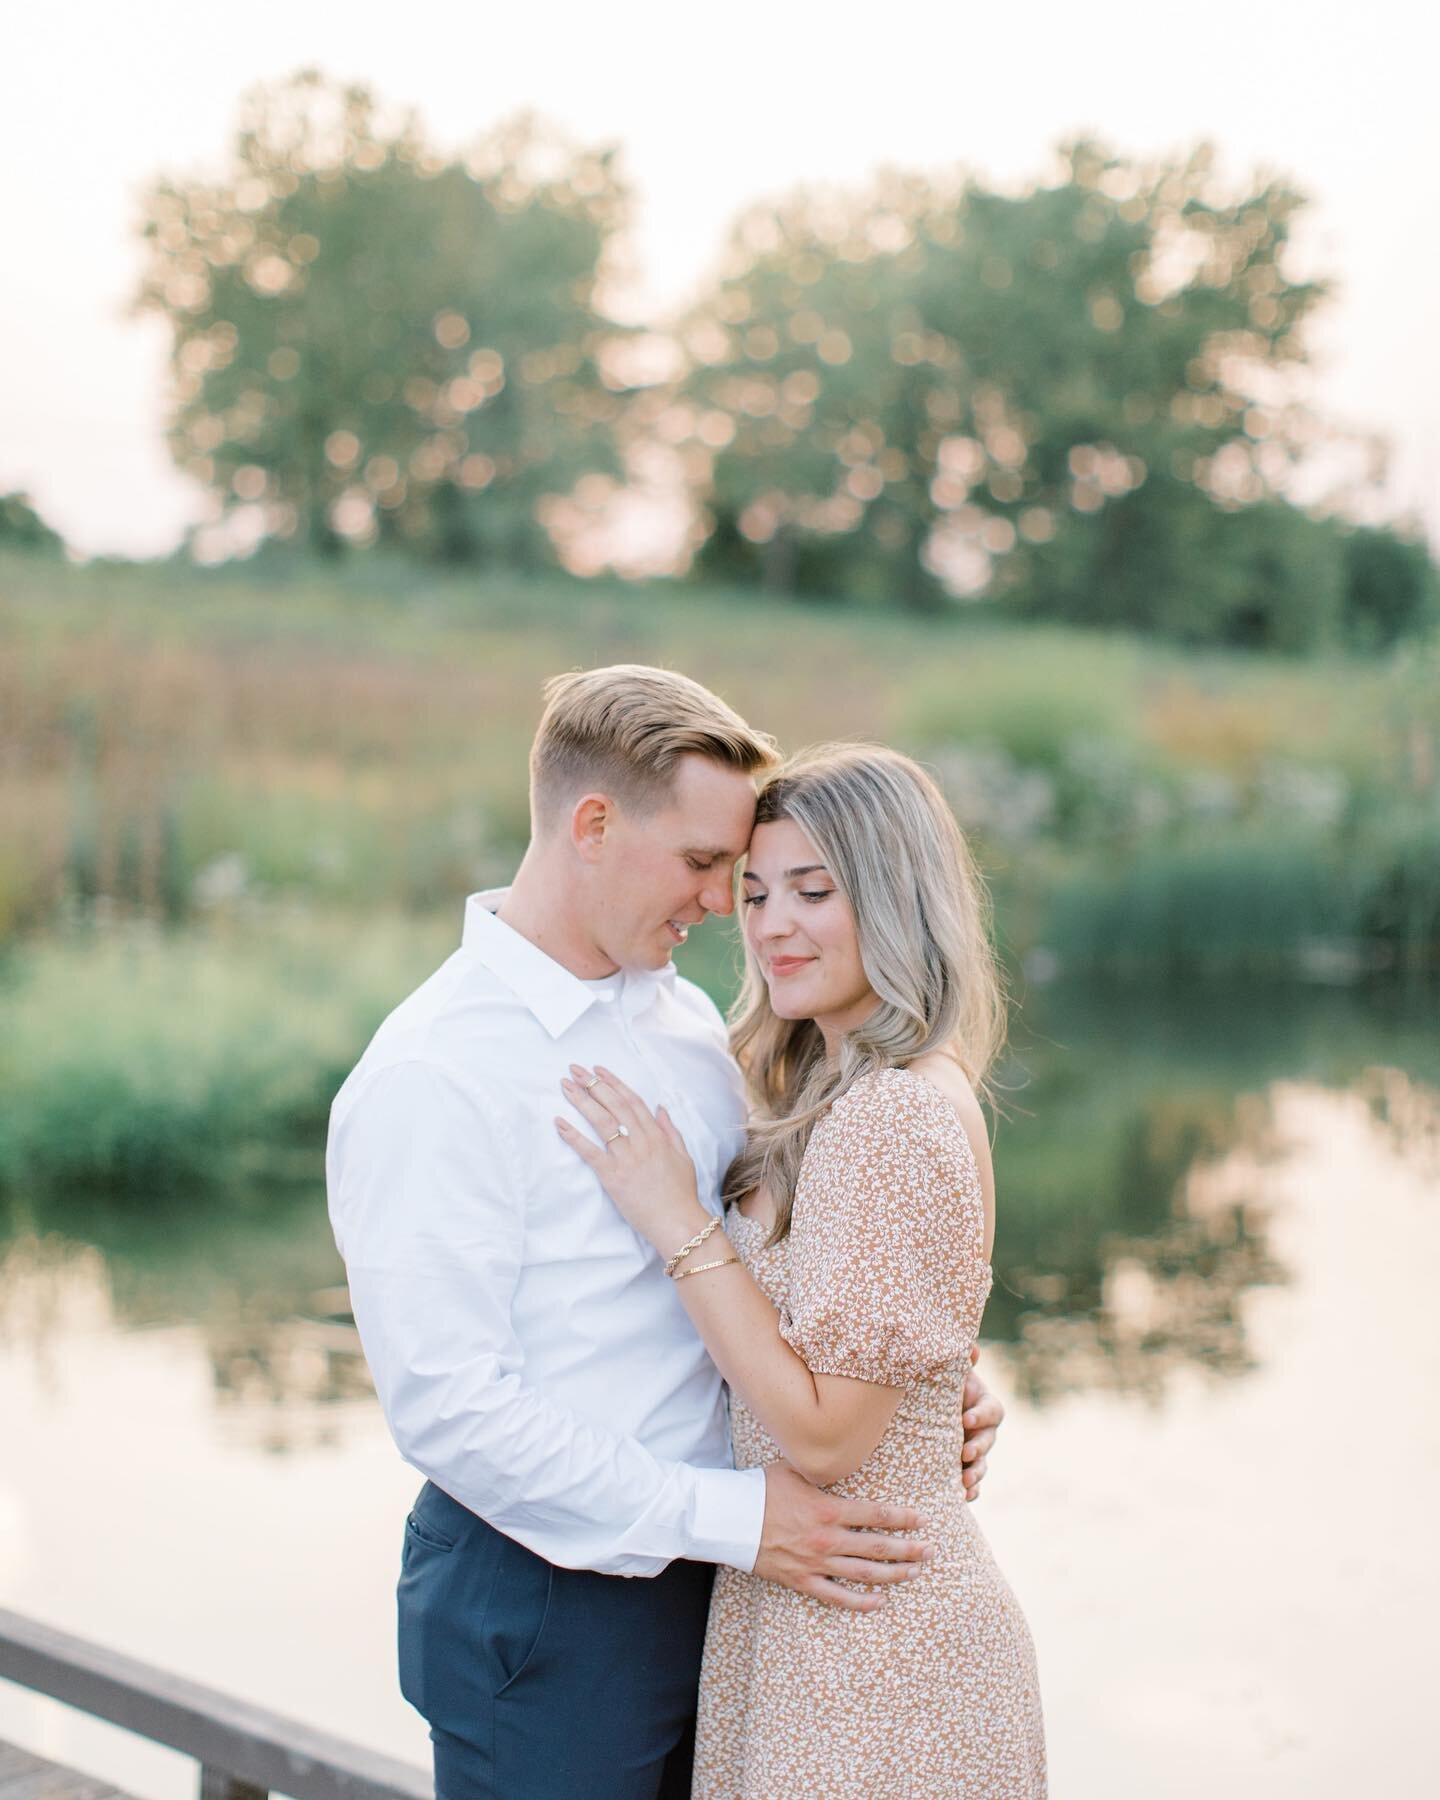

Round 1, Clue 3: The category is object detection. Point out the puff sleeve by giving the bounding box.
[778,1068,991,1388]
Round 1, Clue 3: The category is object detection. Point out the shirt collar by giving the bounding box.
[462,889,677,1040]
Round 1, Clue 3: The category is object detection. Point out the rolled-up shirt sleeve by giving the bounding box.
[327,1056,766,1577]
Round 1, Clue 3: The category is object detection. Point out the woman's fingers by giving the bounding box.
[560,1076,620,1138]
[566,1065,650,1136]
[588,1065,650,1129]
[553,1116,604,1166]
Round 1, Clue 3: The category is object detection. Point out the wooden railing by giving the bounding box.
[0,1608,429,1800]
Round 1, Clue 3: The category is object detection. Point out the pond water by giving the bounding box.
[0,983,1436,1797]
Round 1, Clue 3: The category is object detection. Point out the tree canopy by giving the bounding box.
[672,139,1429,648]
[0,491,64,555]
[134,95,1434,651]
[137,72,629,563]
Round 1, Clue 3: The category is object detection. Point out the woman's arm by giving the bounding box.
[556,1064,904,1489]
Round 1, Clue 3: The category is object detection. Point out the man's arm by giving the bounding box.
[329,1057,930,1606]
[329,1056,761,1576]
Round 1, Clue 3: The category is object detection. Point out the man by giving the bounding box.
[327,665,1005,1799]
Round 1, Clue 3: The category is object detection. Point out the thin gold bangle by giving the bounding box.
[672,1255,740,1282]
[664,1214,723,1278]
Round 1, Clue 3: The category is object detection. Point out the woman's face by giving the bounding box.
[740,816,878,1048]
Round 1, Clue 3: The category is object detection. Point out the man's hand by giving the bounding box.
[960,1345,1004,1502]
[752,1463,933,1613]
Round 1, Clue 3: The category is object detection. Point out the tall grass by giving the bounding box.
[2,549,1436,976]
[0,914,452,1199]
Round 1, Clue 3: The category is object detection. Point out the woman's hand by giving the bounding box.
[555,1065,711,1258]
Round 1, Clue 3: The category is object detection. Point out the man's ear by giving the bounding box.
[570,793,613,863]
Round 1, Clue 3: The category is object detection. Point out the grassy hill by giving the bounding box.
[4,548,1434,963]
[1,548,1435,1199]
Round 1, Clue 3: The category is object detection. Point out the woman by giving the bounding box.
[556,744,1045,1797]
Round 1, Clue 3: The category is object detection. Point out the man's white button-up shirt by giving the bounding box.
[326,889,767,1577]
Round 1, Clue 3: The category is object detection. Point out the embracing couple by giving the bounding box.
[326,665,1045,1797]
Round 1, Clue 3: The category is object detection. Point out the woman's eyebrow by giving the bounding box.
[740,863,828,883]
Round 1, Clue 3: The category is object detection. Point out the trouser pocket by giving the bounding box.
[397,1496,552,1728]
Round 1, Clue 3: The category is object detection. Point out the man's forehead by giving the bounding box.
[654,760,758,847]
[658,798,755,860]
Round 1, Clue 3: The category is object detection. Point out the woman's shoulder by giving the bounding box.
[819,1055,988,1182]
[902,1051,989,1148]
[798,1062,987,1242]
[822,1058,976,1150]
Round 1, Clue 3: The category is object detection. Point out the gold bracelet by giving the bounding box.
[673,1255,740,1282]
[664,1214,723,1278]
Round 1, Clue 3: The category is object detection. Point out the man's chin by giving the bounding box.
[616,935,674,973]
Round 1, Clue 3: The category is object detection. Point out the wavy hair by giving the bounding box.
[723,743,1007,1243]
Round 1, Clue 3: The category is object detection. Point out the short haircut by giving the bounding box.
[530,664,780,832]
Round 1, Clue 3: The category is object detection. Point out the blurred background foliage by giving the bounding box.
[135,72,630,566]
[113,71,1434,649]
[1,69,1437,1204]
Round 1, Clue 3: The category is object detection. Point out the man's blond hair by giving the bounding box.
[530,664,779,832]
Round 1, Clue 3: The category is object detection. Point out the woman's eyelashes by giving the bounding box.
[741,889,834,907]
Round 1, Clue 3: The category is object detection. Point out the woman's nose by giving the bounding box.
[755,903,794,939]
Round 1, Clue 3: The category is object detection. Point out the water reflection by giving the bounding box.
[2,983,1434,1800]
[0,1193,373,1453]
[1,983,1434,1423]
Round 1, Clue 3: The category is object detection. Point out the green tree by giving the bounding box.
[0,491,64,554]
[136,72,629,563]
[1337,524,1438,650]
[676,139,1387,646]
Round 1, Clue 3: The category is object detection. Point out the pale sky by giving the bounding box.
[3,0,1437,560]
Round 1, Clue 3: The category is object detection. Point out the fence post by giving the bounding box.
[199,1767,268,1800]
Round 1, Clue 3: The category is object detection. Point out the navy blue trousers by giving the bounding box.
[397,1481,716,1799]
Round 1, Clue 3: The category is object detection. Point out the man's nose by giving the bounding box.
[700,871,735,918]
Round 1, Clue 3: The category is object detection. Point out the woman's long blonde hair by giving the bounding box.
[723,743,1007,1244]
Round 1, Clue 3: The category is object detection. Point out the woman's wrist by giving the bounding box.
[653,1198,719,1265]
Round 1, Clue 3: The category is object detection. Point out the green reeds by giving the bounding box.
[0,915,451,1199]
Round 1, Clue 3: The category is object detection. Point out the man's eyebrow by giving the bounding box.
[682,845,740,860]
[740,863,829,882]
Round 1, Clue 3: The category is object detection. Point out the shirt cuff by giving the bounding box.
[686,1464,767,1572]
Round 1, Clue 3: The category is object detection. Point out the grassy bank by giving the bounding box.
[4,549,1437,979]
[0,913,452,1199]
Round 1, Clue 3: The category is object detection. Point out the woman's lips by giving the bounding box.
[768,956,813,977]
